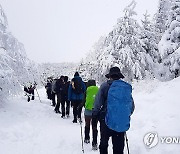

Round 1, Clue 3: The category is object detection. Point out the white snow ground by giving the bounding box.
[0,77,180,154]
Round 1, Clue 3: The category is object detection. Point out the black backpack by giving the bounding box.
[46,82,52,90]
[55,79,64,93]
[64,81,70,96]
[72,78,83,94]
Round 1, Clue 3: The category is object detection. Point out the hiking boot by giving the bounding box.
[61,115,65,119]
[31,96,34,100]
[92,143,98,150]
[72,119,77,123]
[77,118,82,123]
[66,114,70,118]
[54,110,61,114]
[84,139,90,144]
[27,96,30,102]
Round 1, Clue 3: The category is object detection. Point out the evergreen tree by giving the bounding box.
[158,0,180,78]
[154,0,172,41]
[141,11,160,63]
[0,4,38,102]
[79,0,158,83]
[98,0,154,81]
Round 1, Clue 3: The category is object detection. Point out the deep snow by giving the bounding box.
[0,77,180,154]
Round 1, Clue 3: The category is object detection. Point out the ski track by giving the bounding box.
[0,78,180,154]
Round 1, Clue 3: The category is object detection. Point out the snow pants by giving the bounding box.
[84,115,98,144]
[99,120,125,154]
[51,92,56,106]
[71,100,82,120]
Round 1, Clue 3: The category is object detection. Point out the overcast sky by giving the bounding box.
[1,0,159,63]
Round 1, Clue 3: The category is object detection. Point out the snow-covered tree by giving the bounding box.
[39,62,78,85]
[154,0,172,41]
[0,4,38,102]
[158,0,180,79]
[141,11,160,63]
[98,1,154,82]
[79,0,158,83]
[78,36,107,84]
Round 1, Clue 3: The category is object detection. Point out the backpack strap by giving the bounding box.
[98,81,113,121]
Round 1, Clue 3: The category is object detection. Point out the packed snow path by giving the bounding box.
[0,78,180,154]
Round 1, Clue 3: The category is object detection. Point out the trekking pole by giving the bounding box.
[34,84,42,103]
[80,121,85,153]
[125,132,130,154]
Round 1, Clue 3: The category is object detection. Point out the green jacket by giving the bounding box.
[85,86,99,110]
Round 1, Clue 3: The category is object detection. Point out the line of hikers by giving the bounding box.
[44,67,135,154]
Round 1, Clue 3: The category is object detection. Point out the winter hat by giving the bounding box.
[64,76,68,82]
[105,67,124,79]
[87,79,96,87]
[74,72,79,77]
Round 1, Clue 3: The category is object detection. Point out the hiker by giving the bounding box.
[24,85,31,102]
[54,76,65,114]
[82,79,99,150]
[24,83,36,102]
[92,66,135,154]
[45,78,52,100]
[68,72,86,123]
[29,84,35,100]
[51,80,56,107]
[51,79,57,107]
[63,76,71,117]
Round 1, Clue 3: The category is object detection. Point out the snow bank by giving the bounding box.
[130,77,180,154]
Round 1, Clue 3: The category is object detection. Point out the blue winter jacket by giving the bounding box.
[68,76,86,101]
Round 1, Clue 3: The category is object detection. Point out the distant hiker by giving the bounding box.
[63,76,71,117]
[55,76,65,114]
[51,79,57,107]
[24,83,36,102]
[29,84,35,100]
[68,72,86,123]
[24,85,31,102]
[52,76,64,114]
[82,79,99,150]
[92,66,135,154]
[45,78,52,100]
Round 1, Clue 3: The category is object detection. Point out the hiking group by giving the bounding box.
[44,66,135,154]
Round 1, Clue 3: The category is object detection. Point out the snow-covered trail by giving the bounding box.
[0,78,180,154]
[0,89,100,154]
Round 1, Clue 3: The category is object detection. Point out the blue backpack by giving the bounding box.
[105,80,133,132]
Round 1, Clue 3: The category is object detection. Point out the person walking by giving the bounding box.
[92,66,135,154]
[45,78,52,100]
[54,76,64,114]
[83,79,99,150]
[63,76,71,117]
[51,78,58,107]
[68,72,86,123]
